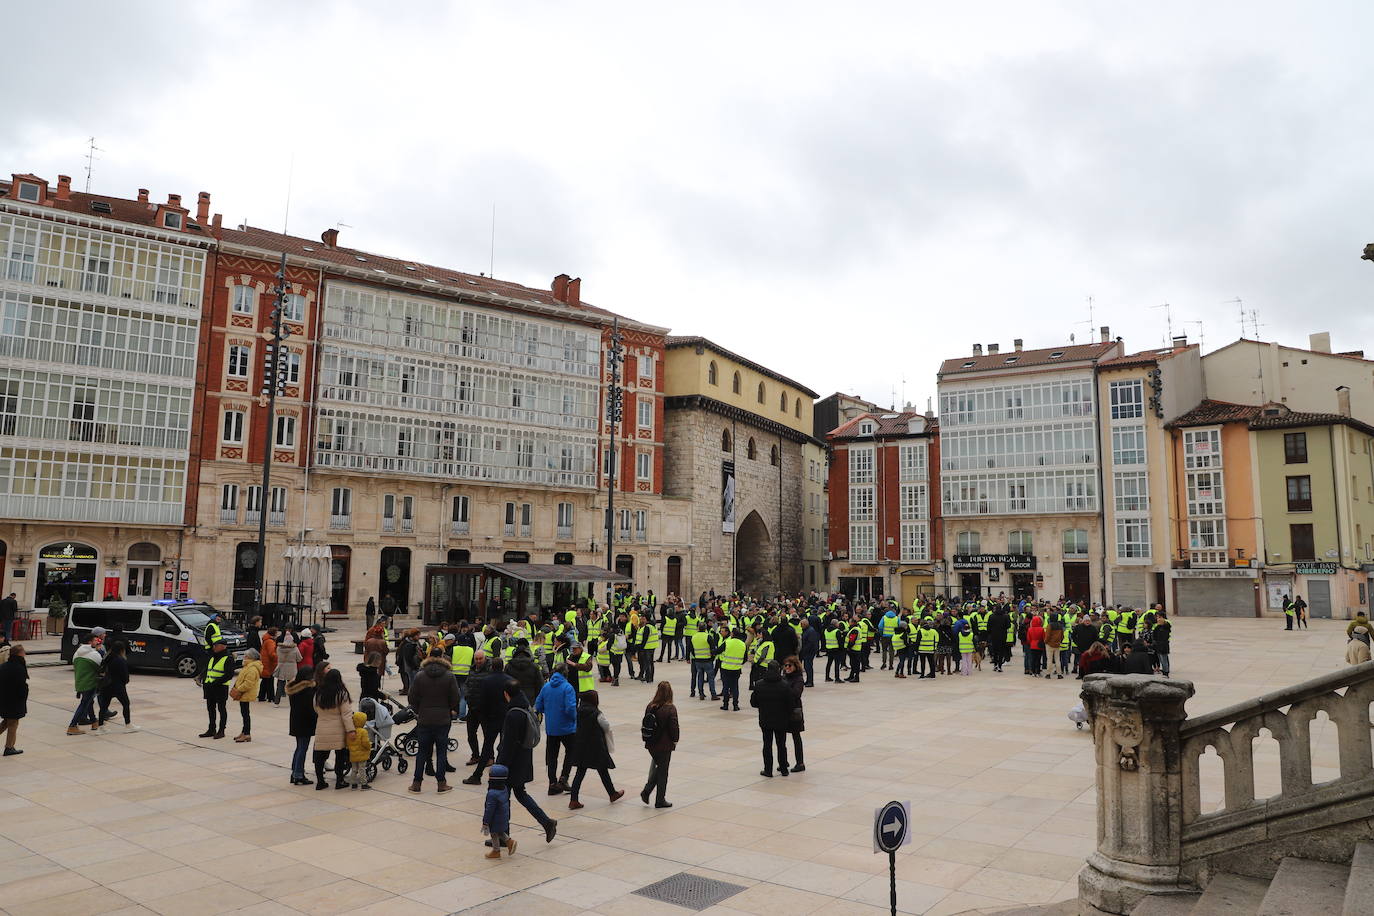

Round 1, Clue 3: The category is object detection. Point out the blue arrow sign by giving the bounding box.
[874,800,910,854]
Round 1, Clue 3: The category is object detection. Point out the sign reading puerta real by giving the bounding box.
[952,554,1037,570]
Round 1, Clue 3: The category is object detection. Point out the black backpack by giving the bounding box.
[641,705,661,744]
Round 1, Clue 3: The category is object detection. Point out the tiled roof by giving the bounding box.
[1,179,196,233]
[665,336,819,398]
[938,341,1118,376]
[829,410,934,440]
[1097,345,1194,370]
[1165,400,1263,428]
[1210,338,1372,364]
[1248,410,1374,438]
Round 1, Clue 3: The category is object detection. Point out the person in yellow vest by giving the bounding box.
[749,633,776,689]
[843,620,864,683]
[688,626,719,701]
[623,617,640,682]
[448,637,475,721]
[916,619,939,679]
[891,619,909,679]
[956,623,975,676]
[567,645,595,702]
[659,609,679,663]
[639,621,659,683]
[823,619,844,683]
[717,626,747,711]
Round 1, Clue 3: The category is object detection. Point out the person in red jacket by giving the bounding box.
[1026,615,1045,677]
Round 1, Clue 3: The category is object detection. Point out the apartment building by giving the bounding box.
[0,173,211,609]
[937,334,1123,603]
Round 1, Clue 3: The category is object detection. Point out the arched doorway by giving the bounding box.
[380,547,411,616]
[36,542,99,610]
[233,542,259,611]
[126,542,161,599]
[667,555,682,598]
[735,511,774,597]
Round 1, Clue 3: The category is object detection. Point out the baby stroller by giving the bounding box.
[358,696,409,780]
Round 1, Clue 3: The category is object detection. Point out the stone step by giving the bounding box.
[1342,843,1374,916]
[1256,858,1348,916]
[1128,892,1199,916]
[1188,873,1269,916]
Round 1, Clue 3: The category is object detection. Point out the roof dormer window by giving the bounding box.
[16,181,40,202]
[162,211,183,230]
[859,421,875,435]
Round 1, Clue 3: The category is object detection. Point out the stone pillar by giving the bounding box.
[1078,673,1196,915]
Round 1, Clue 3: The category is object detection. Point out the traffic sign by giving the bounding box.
[873,800,911,854]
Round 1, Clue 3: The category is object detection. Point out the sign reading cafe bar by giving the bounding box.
[953,554,1037,570]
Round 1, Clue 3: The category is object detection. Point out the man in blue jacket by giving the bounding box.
[534,667,577,796]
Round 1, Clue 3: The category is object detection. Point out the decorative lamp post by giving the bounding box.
[254,253,292,621]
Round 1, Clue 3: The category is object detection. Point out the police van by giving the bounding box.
[61,600,248,677]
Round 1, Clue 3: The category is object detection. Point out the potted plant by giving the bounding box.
[46,595,67,636]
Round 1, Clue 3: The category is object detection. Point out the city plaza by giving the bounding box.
[0,616,1350,916]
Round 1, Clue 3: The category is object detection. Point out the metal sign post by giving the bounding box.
[873,800,911,916]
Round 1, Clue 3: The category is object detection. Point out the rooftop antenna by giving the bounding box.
[282,152,295,235]
[1183,319,1205,352]
[1074,295,1096,342]
[489,203,496,278]
[83,136,104,193]
[1151,303,1173,346]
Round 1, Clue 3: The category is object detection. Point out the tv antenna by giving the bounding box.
[83,136,104,193]
[1182,319,1205,352]
[1151,303,1173,346]
[1074,295,1096,341]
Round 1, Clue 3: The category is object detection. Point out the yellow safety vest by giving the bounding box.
[644,624,660,650]
[719,637,747,671]
[917,629,938,652]
[204,653,230,684]
[691,631,713,660]
[450,645,474,676]
[576,660,595,693]
[958,629,975,653]
[823,628,839,649]
[753,641,775,666]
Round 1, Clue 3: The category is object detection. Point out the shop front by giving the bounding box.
[1173,567,1260,617]
[422,562,629,624]
[837,565,885,600]
[952,554,1036,601]
[35,542,100,610]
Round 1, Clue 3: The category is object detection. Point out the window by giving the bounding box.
[1111,426,1147,465]
[1188,518,1226,549]
[451,495,470,533]
[1290,523,1316,560]
[1063,528,1089,558]
[618,508,632,540]
[849,486,875,521]
[637,399,652,429]
[746,438,757,460]
[849,523,876,562]
[780,392,788,413]
[757,382,766,404]
[401,495,414,531]
[1116,518,1150,559]
[1114,470,1149,512]
[281,293,305,323]
[721,429,732,452]
[5,227,37,282]
[1109,380,1144,419]
[16,181,39,202]
[520,503,532,536]
[162,211,183,230]
[732,371,741,394]
[222,410,245,444]
[635,509,648,541]
[769,444,780,467]
[220,484,239,523]
[232,285,256,314]
[859,420,874,436]
[956,531,981,554]
[275,416,296,447]
[330,487,351,527]
[1008,530,1033,554]
[708,361,718,385]
[900,522,928,562]
[638,354,655,382]
[244,485,262,523]
[1286,475,1312,512]
[557,502,574,538]
[1186,471,1224,516]
[636,452,652,482]
[1183,428,1221,469]
[382,494,396,530]
[849,446,874,484]
[795,399,801,418]
[899,443,927,481]
[269,486,287,525]
[899,483,927,521]
[1284,432,1308,464]
[284,352,301,385]
[81,245,112,293]
[227,345,249,378]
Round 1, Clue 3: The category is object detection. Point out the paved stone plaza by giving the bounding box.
[0,618,1354,915]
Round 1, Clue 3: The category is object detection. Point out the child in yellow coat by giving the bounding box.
[346,710,372,790]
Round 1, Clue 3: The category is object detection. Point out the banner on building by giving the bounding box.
[178,570,190,601]
[722,461,736,533]
[163,570,174,599]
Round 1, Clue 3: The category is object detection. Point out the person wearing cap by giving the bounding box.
[496,676,558,844]
[199,639,235,739]
[202,613,223,651]
[67,632,103,735]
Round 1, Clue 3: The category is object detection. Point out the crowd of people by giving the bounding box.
[0,588,1187,856]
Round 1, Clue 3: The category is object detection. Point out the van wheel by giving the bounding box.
[174,654,200,678]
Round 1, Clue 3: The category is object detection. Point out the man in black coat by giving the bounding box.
[750,662,794,777]
[798,619,820,688]
[985,608,1011,672]
[495,679,557,843]
[462,659,511,785]
[1070,616,1100,674]
[0,593,18,642]
[770,619,799,664]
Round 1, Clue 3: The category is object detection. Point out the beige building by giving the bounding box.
[663,337,819,598]
[801,440,829,593]
[1203,333,1374,424]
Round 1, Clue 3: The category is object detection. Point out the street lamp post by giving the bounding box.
[254,253,292,622]
[604,318,624,608]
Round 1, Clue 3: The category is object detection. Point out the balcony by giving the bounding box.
[219,508,238,525]
[519,525,531,538]
[451,520,470,535]
[268,511,286,527]
[619,528,632,542]
[636,529,647,542]
[245,510,260,525]
[401,518,414,533]
[504,523,515,537]
[1189,549,1229,568]
[557,525,573,540]
[330,514,351,530]
[382,517,396,532]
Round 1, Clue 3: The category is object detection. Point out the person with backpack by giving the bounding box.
[96,640,136,731]
[640,680,679,808]
[495,677,557,843]
[565,690,623,809]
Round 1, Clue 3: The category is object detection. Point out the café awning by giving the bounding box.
[480,563,630,584]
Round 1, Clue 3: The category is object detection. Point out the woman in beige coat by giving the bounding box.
[1346,625,1372,667]
[232,650,262,743]
[312,667,354,790]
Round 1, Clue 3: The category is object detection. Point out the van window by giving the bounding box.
[171,606,217,629]
[149,609,182,635]
[71,606,143,630]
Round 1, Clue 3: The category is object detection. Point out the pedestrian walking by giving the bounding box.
[535,666,576,795]
[0,643,27,756]
[782,656,806,772]
[407,649,459,794]
[495,678,558,843]
[275,631,299,705]
[67,632,103,735]
[312,668,352,790]
[96,640,136,731]
[566,690,623,809]
[231,648,263,742]
[640,680,678,808]
[286,665,316,785]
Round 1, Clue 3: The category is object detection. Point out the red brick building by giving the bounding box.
[827,410,941,603]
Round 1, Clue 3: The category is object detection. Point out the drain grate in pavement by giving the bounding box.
[633,872,748,911]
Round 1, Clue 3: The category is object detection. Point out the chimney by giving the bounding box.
[1310,331,1332,353]
[1013,338,1023,352]
[167,193,181,209]
[1100,325,1110,343]
[972,343,983,356]
[1172,334,1188,348]
[987,343,999,355]
[566,277,581,307]
[212,213,222,233]
[552,274,571,303]
[55,175,71,201]
[137,188,149,205]
[321,228,339,248]
[196,192,210,224]
[1337,385,1352,417]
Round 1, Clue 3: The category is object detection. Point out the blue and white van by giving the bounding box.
[61,600,248,677]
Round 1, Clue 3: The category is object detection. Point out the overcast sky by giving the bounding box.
[9,2,1374,413]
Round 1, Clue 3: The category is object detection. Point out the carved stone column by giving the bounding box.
[1079,673,1196,915]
